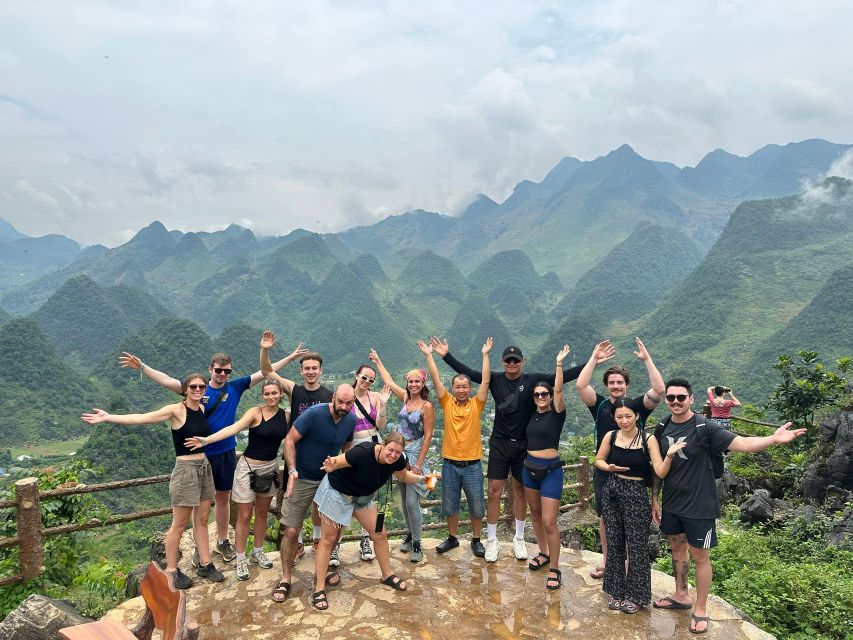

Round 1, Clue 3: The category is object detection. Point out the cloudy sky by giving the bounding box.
[1,1,851,246]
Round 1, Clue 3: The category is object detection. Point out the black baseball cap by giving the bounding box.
[502,346,523,362]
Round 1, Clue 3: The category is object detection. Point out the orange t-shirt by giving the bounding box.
[438,394,485,461]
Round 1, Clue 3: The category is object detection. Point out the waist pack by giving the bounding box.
[524,459,562,481]
[247,460,280,494]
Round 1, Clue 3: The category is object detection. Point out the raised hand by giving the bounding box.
[368,348,381,364]
[430,337,449,357]
[594,340,616,364]
[417,340,433,356]
[288,342,309,360]
[379,384,392,405]
[81,408,108,424]
[772,422,807,444]
[556,344,571,364]
[321,455,337,473]
[119,352,142,370]
[260,331,276,350]
[482,336,494,354]
[633,337,651,361]
[666,440,687,458]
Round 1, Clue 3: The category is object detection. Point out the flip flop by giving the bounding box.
[379,574,407,591]
[271,581,291,603]
[689,613,710,634]
[653,596,692,610]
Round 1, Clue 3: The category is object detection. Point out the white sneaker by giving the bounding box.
[329,541,341,567]
[512,535,528,560]
[250,548,273,569]
[235,557,249,581]
[484,538,499,562]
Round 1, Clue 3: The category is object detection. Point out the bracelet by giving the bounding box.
[288,468,298,476]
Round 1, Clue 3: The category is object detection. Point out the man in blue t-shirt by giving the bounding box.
[119,346,303,564]
[651,378,805,634]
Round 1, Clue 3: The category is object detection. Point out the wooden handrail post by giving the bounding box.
[15,477,44,583]
[578,457,590,509]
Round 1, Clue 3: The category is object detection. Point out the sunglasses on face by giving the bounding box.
[188,384,207,391]
[504,359,521,364]
[358,374,375,383]
[665,394,689,402]
[212,368,232,375]
[533,391,551,399]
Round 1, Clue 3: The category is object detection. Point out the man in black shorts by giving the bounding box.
[575,337,664,579]
[652,378,805,634]
[433,338,599,562]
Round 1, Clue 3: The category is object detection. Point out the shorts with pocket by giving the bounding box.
[279,477,321,529]
[232,456,279,503]
[169,458,215,507]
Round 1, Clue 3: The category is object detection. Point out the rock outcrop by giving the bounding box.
[0,595,91,640]
[801,406,853,504]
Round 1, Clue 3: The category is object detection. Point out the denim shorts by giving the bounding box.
[521,454,564,501]
[441,458,485,518]
[314,475,375,527]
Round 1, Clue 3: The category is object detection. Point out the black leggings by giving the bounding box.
[601,474,651,605]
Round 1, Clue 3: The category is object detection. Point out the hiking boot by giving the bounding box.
[410,541,423,563]
[436,536,459,554]
[360,536,375,561]
[196,562,225,582]
[484,538,499,562]
[250,548,273,569]
[171,567,193,590]
[191,548,200,568]
[329,541,341,567]
[471,538,486,558]
[216,540,237,563]
[512,535,529,560]
[400,534,413,553]
[235,557,250,581]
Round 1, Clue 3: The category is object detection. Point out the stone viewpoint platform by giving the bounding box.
[102,535,775,640]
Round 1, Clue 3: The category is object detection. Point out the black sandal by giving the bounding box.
[546,568,562,590]
[271,580,291,603]
[379,573,407,591]
[325,569,341,587]
[311,589,328,611]
[528,552,550,570]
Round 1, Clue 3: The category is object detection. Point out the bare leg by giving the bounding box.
[471,517,482,538]
[192,500,212,564]
[166,506,192,571]
[313,516,339,593]
[654,533,692,607]
[486,478,504,529]
[511,477,527,521]
[447,513,459,537]
[214,490,231,542]
[252,496,273,549]
[311,502,322,540]
[234,502,254,554]
[525,487,547,555]
[542,497,561,568]
[354,506,401,585]
[689,546,712,632]
[278,526,299,584]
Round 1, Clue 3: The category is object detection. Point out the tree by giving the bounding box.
[766,351,850,430]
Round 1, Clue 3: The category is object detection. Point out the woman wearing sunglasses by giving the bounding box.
[81,374,224,589]
[184,378,288,582]
[523,345,571,590]
[348,364,391,562]
[369,348,435,563]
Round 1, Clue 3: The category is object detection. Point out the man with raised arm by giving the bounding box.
[575,337,664,579]
[651,378,805,634]
[119,345,303,565]
[420,337,492,557]
[272,384,356,603]
[259,331,331,565]
[432,338,606,562]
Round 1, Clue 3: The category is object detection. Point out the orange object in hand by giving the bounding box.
[426,472,439,491]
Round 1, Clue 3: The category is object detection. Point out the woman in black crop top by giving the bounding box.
[186,378,289,582]
[522,345,570,591]
[594,398,673,614]
[82,373,223,589]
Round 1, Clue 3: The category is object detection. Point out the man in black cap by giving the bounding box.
[430,338,614,562]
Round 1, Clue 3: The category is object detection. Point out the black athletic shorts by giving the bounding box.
[487,436,526,482]
[660,510,718,549]
[207,448,237,492]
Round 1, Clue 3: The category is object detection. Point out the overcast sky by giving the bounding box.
[1,1,851,246]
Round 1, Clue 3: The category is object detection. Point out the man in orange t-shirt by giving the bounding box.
[419,337,492,557]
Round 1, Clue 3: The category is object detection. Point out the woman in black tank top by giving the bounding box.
[185,378,289,581]
[82,373,222,588]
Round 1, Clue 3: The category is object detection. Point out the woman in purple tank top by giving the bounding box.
[82,373,222,589]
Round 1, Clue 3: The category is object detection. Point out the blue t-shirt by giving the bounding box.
[293,403,355,481]
[199,375,251,455]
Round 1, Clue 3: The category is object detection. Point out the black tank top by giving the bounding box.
[607,433,651,479]
[171,404,210,456]
[243,408,288,461]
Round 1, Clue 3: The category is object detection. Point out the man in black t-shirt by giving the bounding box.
[652,378,805,634]
[260,331,333,563]
[575,338,665,579]
[433,338,607,562]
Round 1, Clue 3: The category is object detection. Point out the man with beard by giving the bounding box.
[271,384,357,603]
[575,338,665,579]
[652,378,805,634]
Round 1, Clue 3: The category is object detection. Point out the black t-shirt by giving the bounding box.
[289,384,333,429]
[442,351,582,441]
[589,393,653,450]
[525,409,567,451]
[657,415,736,519]
[327,441,407,496]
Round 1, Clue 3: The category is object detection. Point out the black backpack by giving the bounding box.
[653,415,724,480]
[608,428,654,487]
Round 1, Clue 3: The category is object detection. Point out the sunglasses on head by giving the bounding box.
[665,394,689,402]
[213,367,232,375]
[188,384,206,391]
[359,374,375,383]
[533,391,551,398]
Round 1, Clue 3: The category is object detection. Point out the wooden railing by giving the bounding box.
[0,456,590,585]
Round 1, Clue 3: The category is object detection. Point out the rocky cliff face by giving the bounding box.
[802,408,853,504]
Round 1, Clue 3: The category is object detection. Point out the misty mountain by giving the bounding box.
[445,293,515,366]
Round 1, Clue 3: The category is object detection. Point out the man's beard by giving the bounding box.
[334,407,348,417]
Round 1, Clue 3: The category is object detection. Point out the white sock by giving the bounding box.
[515,519,526,538]
[235,552,246,561]
[487,523,497,541]
[218,539,228,545]
[312,525,321,540]
[297,531,303,544]
[254,546,264,554]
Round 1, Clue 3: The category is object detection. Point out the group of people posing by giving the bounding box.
[81,333,803,634]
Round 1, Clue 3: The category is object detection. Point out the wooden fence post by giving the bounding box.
[15,478,44,583]
[578,457,590,509]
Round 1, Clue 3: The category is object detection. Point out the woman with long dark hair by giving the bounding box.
[82,373,224,589]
